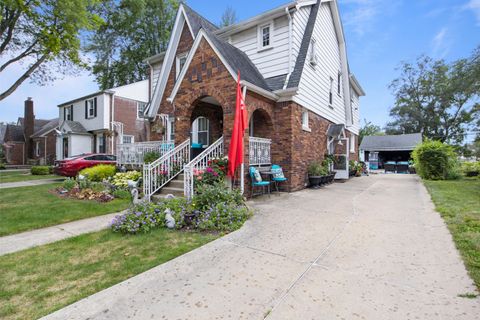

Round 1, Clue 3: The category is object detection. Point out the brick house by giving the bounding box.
[56,80,150,160]
[128,0,365,198]
[3,98,58,165]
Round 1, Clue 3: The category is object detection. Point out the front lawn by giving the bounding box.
[0,228,218,320]
[0,170,60,183]
[424,178,480,290]
[0,184,129,236]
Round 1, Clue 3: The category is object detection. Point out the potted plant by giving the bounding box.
[308,161,327,189]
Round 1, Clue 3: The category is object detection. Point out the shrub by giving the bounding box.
[308,161,327,176]
[194,183,243,211]
[31,166,50,175]
[0,163,5,170]
[461,162,480,177]
[412,140,458,180]
[79,164,116,182]
[110,171,141,189]
[111,202,165,234]
[62,178,76,191]
[112,189,132,199]
[143,151,160,164]
[196,202,252,232]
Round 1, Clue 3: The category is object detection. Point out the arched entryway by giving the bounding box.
[248,108,274,166]
[190,96,224,157]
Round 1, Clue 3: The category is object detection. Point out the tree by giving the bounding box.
[219,6,237,27]
[86,0,179,90]
[386,47,480,144]
[359,119,384,144]
[0,0,102,101]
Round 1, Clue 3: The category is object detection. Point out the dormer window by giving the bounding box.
[258,22,273,50]
[176,52,188,79]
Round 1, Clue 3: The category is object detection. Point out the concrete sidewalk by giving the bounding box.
[0,212,123,256]
[42,175,479,319]
[0,178,64,189]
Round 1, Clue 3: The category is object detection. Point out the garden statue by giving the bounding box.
[131,188,142,205]
[165,194,175,199]
[127,179,140,190]
[165,208,175,229]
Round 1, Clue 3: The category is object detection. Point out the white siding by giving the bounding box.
[292,6,310,69]
[229,15,290,79]
[350,88,360,135]
[150,62,163,97]
[112,80,149,102]
[293,2,346,126]
[69,134,92,157]
[58,93,110,132]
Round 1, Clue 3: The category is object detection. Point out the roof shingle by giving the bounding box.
[360,133,423,151]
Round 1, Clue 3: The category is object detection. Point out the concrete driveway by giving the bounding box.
[43,175,479,319]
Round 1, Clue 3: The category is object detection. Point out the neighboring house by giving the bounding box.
[359,133,422,169]
[137,0,365,198]
[56,80,149,160]
[3,98,58,165]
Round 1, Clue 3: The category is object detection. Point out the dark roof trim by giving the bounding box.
[58,90,113,107]
[287,1,320,88]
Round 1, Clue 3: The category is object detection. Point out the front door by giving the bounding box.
[333,137,349,179]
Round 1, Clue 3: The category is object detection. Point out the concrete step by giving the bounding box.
[158,186,184,197]
[168,180,184,188]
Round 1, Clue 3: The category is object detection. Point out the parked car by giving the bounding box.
[54,154,117,177]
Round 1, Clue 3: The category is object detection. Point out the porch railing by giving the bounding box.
[184,136,224,199]
[249,136,272,166]
[143,139,190,201]
[117,141,174,165]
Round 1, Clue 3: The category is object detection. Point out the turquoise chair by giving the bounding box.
[271,164,288,192]
[249,167,270,196]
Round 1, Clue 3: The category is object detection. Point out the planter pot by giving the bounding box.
[184,212,199,226]
[308,176,322,189]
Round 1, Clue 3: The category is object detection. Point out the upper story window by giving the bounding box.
[258,22,273,50]
[85,98,96,119]
[137,102,147,119]
[337,72,342,95]
[329,77,334,106]
[176,52,188,79]
[309,38,317,66]
[64,105,73,121]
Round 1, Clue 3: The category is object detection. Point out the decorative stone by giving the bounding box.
[165,208,175,229]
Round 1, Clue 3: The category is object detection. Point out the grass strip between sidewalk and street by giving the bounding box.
[0,228,219,320]
[424,178,480,291]
[0,183,129,236]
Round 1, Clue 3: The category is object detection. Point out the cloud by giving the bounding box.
[464,0,480,25]
[431,27,451,59]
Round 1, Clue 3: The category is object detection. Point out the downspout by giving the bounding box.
[110,92,116,154]
[283,6,293,90]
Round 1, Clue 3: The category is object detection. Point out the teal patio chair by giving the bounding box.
[271,164,288,192]
[249,166,270,196]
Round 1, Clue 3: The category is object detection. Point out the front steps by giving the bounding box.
[151,173,185,202]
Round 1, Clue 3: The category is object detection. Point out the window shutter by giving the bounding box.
[94,97,97,117]
[64,108,66,121]
[70,105,73,121]
[85,101,88,119]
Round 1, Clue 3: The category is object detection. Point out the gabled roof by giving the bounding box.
[61,120,88,134]
[32,118,59,138]
[183,4,218,36]
[360,133,423,151]
[4,124,25,142]
[18,117,52,133]
[327,124,345,139]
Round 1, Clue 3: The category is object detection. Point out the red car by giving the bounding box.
[54,154,117,177]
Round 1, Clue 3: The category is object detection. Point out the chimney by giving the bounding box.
[24,97,35,160]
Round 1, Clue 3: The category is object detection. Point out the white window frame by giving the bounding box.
[35,141,40,157]
[350,135,356,153]
[192,116,209,146]
[258,22,274,51]
[65,106,72,121]
[137,102,147,119]
[176,52,188,79]
[302,110,311,132]
[122,135,134,144]
[309,38,317,66]
[167,117,175,142]
[86,98,95,119]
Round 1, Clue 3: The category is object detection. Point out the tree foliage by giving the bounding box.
[0,0,102,101]
[386,47,480,144]
[219,6,237,28]
[86,0,179,90]
[359,119,384,144]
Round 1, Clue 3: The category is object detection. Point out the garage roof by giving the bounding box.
[360,133,422,151]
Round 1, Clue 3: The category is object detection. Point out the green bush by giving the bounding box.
[79,165,116,182]
[31,166,50,175]
[194,183,243,211]
[0,163,5,170]
[143,151,160,164]
[461,162,480,177]
[62,178,76,191]
[307,161,327,176]
[196,202,251,232]
[412,140,459,180]
[112,189,132,199]
[110,171,141,189]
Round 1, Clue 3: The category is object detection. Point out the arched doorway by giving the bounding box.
[190,96,224,157]
[249,108,273,166]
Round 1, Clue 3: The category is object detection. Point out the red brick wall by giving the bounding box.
[5,143,24,165]
[31,132,57,165]
[114,96,148,143]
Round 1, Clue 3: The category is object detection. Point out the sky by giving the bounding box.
[1,0,479,131]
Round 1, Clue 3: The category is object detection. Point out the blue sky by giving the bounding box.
[1,0,479,130]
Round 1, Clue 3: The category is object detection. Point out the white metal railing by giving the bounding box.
[184,136,224,199]
[117,141,174,165]
[249,136,272,166]
[143,139,190,201]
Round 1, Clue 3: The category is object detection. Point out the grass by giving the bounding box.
[0,228,218,320]
[424,178,480,290]
[0,184,129,236]
[0,170,60,183]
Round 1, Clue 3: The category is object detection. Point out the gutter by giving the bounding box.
[240,80,279,101]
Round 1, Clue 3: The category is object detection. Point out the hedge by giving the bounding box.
[412,140,458,180]
[31,166,50,175]
[79,164,116,182]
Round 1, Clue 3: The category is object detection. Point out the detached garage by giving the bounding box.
[360,133,422,170]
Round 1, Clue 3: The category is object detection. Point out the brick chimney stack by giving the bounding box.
[24,97,35,160]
